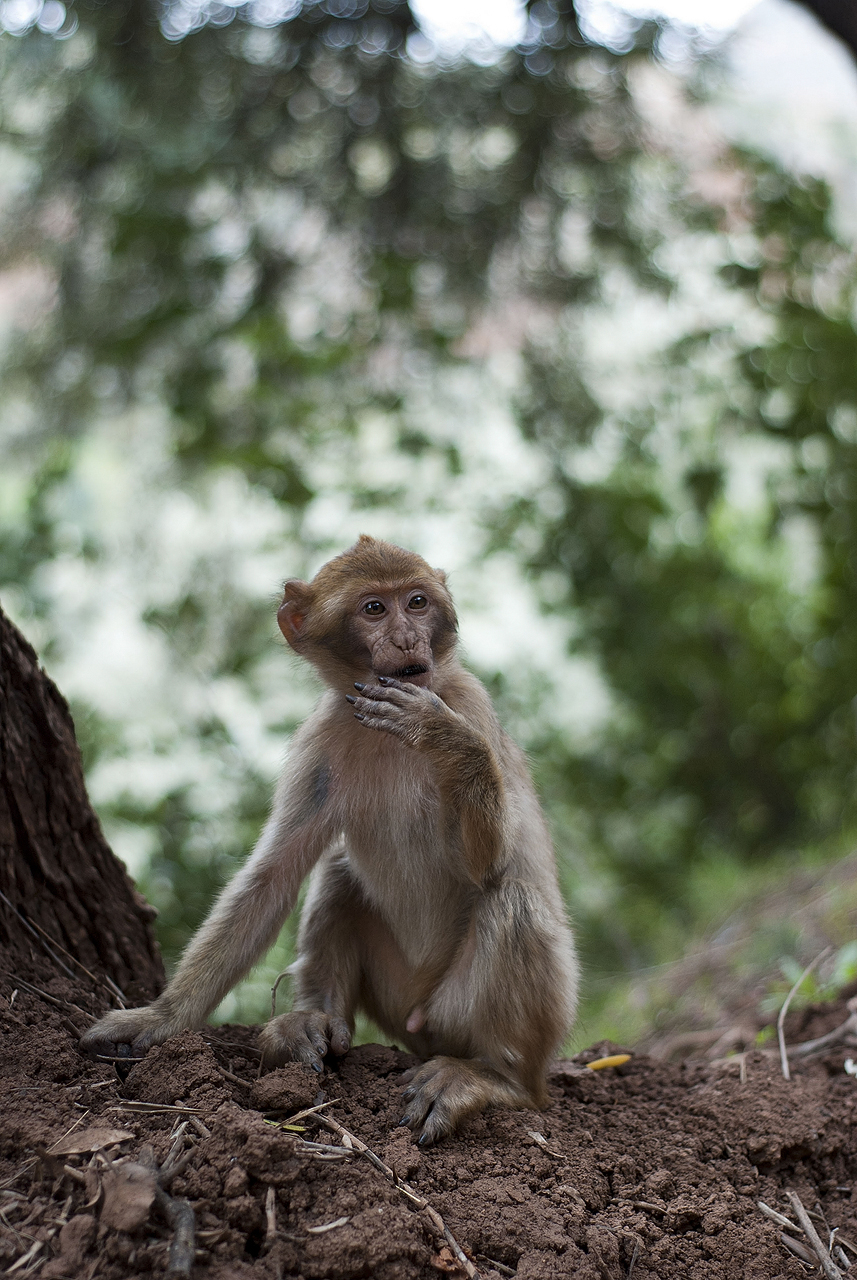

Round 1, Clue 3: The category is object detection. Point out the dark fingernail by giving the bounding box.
[378,675,391,684]
[311,1061,323,1073]
[354,682,365,691]
[399,1114,411,1127]
[354,713,364,721]
[345,694,356,704]
[402,1087,415,1101]
[417,1134,431,1147]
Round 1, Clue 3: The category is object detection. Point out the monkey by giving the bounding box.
[81,536,578,1145]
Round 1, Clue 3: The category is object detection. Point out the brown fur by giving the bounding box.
[81,537,578,1144]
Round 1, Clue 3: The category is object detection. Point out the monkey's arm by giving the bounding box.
[347,677,505,884]
[80,744,337,1058]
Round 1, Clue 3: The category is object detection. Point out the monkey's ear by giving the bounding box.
[278,580,311,645]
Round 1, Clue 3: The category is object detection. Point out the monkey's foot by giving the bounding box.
[80,1004,178,1060]
[259,1010,351,1073]
[398,1056,530,1146]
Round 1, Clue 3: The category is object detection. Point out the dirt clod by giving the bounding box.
[248,1063,320,1113]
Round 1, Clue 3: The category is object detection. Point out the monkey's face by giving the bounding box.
[278,538,458,690]
[279,580,457,690]
[348,585,444,688]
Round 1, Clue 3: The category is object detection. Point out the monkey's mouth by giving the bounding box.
[391,664,428,681]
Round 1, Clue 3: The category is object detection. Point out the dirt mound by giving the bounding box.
[3,958,857,1280]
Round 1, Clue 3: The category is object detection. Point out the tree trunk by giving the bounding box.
[0,603,164,1007]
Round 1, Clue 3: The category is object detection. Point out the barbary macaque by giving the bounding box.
[82,536,578,1144]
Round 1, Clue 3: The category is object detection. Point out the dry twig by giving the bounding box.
[476,1256,514,1277]
[757,1200,796,1231]
[777,948,832,1081]
[790,1001,857,1059]
[138,1145,196,1279]
[264,1186,277,1250]
[270,970,290,1019]
[780,1232,820,1265]
[109,1102,201,1116]
[759,1193,847,1277]
[218,1066,252,1087]
[284,1100,337,1124]
[627,1239,641,1279]
[311,1112,481,1279]
[786,1191,844,1280]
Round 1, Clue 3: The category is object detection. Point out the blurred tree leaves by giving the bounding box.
[3,0,857,1009]
[510,157,857,975]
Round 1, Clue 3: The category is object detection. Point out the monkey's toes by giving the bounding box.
[397,1057,481,1146]
[79,1010,159,1060]
[259,1011,351,1072]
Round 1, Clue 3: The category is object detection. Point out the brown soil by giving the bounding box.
[3,943,857,1280]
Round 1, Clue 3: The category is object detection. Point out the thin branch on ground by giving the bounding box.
[759,1195,845,1277]
[790,1007,857,1058]
[786,1191,845,1280]
[757,1201,796,1230]
[264,1186,277,1251]
[218,1066,252,1087]
[780,1232,820,1265]
[139,1145,196,1279]
[310,1111,481,1279]
[777,948,832,1081]
[476,1256,514,1277]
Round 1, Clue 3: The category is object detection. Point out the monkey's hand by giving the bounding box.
[346,676,459,749]
[398,1056,530,1146]
[259,1010,351,1073]
[80,1000,183,1060]
[348,676,504,883]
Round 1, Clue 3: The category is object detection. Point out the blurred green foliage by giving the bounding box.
[515,161,857,987]
[2,0,857,1037]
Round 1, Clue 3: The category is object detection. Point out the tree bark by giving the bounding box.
[0,603,164,1005]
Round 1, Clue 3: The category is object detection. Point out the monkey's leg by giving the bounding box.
[259,852,412,1071]
[398,879,577,1146]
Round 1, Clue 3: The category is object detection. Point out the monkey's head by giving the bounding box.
[278,535,458,689]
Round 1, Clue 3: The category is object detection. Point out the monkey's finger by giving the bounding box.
[356,714,411,741]
[398,1083,434,1132]
[81,1030,136,1059]
[260,1011,332,1072]
[415,1097,455,1147]
[347,694,399,717]
[80,1011,160,1060]
[291,1049,325,1073]
[282,1036,326,1072]
[325,1017,351,1056]
[357,682,412,706]
[348,698,412,738]
[129,1033,156,1057]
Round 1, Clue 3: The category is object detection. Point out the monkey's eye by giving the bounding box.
[363,600,386,615]
[407,595,428,610]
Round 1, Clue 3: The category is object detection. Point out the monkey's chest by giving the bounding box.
[343,777,444,866]
[334,737,440,843]
[332,748,457,947]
